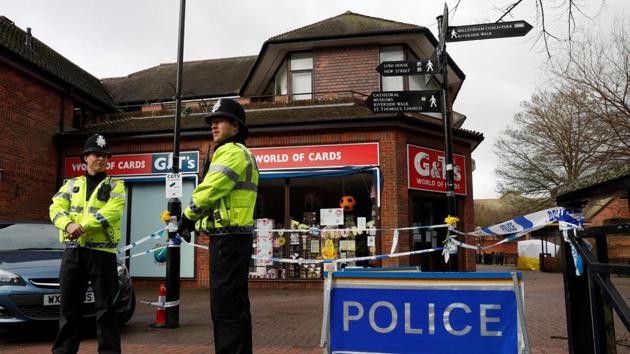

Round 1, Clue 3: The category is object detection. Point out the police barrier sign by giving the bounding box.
[325,272,523,354]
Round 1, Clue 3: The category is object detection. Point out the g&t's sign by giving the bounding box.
[407,145,466,195]
[64,151,199,177]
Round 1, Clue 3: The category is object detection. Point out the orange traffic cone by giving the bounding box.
[150,283,166,328]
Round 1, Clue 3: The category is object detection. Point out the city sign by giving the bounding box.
[446,20,533,42]
[376,58,440,76]
[366,90,442,113]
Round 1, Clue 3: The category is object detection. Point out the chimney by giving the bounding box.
[25,27,32,50]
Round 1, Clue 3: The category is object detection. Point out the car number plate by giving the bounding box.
[43,292,95,306]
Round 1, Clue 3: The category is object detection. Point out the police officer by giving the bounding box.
[178,98,258,354]
[49,133,125,354]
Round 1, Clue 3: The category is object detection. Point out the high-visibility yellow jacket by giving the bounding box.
[184,142,259,235]
[49,176,126,253]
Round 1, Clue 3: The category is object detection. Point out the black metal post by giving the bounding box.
[437,4,458,271]
[165,0,186,329]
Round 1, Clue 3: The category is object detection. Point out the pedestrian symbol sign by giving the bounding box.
[366,91,442,113]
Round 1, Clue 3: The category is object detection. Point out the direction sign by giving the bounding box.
[366,90,442,113]
[446,20,532,42]
[376,58,440,76]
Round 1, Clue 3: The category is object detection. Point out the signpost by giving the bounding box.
[375,58,440,76]
[446,20,533,42]
[366,90,441,113]
[367,3,532,272]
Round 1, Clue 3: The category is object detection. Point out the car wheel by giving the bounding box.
[117,289,135,325]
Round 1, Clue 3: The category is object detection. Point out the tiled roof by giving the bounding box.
[270,11,422,42]
[102,56,257,105]
[0,16,117,109]
[556,162,630,199]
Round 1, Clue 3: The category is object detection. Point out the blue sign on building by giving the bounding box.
[151,151,198,174]
[326,272,522,354]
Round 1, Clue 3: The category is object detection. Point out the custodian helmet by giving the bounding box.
[81,133,111,162]
[204,98,248,138]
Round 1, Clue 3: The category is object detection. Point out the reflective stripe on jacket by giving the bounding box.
[184,142,259,235]
[49,176,126,253]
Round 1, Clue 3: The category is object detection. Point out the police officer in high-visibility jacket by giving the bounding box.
[49,133,125,354]
[178,98,258,354]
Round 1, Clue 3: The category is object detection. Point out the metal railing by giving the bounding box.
[559,222,630,354]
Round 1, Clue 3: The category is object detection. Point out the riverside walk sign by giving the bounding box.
[366,90,442,113]
[320,271,528,354]
[446,20,533,42]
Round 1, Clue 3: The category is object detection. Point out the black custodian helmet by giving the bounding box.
[204,98,248,138]
[81,133,111,162]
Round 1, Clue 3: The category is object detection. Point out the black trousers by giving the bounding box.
[52,248,120,354]
[209,234,253,354]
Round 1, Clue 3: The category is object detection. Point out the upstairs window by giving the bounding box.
[274,61,288,95]
[289,52,313,100]
[379,46,404,91]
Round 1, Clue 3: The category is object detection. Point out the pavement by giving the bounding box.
[0,264,629,353]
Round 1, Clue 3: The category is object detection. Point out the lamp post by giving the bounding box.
[165,0,186,329]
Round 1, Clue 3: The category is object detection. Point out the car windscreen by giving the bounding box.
[0,224,62,250]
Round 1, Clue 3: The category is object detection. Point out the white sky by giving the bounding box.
[3,0,628,199]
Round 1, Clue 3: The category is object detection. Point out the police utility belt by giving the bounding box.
[198,209,254,236]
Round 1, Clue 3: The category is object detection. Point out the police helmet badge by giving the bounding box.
[212,100,223,113]
[95,135,107,148]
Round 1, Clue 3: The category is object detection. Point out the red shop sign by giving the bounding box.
[250,143,379,170]
[407,145,467,195]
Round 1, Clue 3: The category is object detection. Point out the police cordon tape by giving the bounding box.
[137,299,180,308]
[119,207,585,268]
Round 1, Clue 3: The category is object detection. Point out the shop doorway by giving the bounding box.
[121,180,196,278]
[410,193,448,271]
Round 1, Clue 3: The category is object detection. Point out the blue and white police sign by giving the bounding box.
[325,272,523,354]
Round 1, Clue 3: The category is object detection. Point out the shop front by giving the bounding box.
[249,142,381,281]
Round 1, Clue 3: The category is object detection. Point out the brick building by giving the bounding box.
[2,12,484,287]
[0,16,116,221]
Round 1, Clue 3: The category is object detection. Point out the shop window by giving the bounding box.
[289,52,313,100]
[250,173,378,280]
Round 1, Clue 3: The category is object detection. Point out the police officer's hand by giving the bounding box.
[177,214,195,243]
[65,223,84,240]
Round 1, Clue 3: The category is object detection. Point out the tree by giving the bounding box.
[494,19,629,209]
[494,88,619,208]
[492,0,606,57]
[549,20,630,161]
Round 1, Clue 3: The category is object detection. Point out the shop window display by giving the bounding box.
[250,173,377,280]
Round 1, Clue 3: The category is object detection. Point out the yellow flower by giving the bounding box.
[444,215,459,226]
[160,211,171,223]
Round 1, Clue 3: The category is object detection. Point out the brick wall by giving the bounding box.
[0,62,74,221]
[313,46,380,97]
[590,198,630,226]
